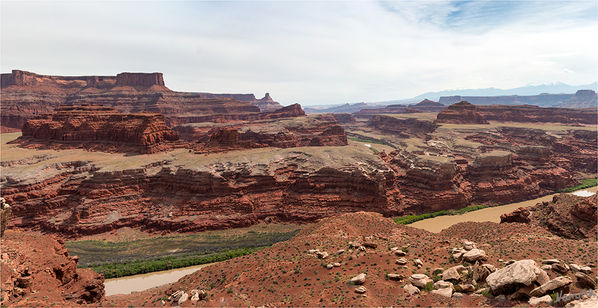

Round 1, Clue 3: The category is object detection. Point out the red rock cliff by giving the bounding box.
[18,105,179,153]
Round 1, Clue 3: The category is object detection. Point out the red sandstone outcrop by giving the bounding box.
[368,115,438,138]
[15,105,179,153]
[501,194,597,240]
[1,231,104,305]
[177,115,347,150]
[0,70,291,130]
[330,113,356,123]
[435,101,489,124]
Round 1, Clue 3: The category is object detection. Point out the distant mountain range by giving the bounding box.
[304,82,597,114]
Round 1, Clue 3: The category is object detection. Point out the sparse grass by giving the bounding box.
[556,178,598,193]
[394,204,491,225]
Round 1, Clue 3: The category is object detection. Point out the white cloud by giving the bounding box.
[1,0,597,105]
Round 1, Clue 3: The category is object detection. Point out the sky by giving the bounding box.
[1,0,597,106]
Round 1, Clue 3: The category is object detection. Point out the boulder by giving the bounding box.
[396,258,408,265]
[316,251,329,259]
[552,263,568,274]
[434,280,453,289]
[410,274,433,289]
[575,272,597,289]
[443,265,466,281]
[350,273,366,285]
[473,263,496,282]
[431,287,453,298]
[529,276,573,297]
[580,266,592,274]
[458,284,475,293]
[570,264,581,272]
[414,259,423,268]
[403,284,420,295]
[387,273,405,281]
[463,241,475,251]
[354,286,367,294]
[486,260,545,294]
[394,250,407,257]
[462,249,486,262]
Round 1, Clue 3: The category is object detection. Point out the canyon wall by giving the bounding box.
[436,101,597,124]
[16,105,179,153]
[1,70,288,130]
[176,114,347,150]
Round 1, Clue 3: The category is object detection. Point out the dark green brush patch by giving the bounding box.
[555,178,597,193]
[394,204,490,225]
[88,247,263,278]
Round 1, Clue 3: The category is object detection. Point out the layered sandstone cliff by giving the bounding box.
[435,101,489,124]
[1,231,104,305]
[176,115,347,150]
[0,70,290,130]
[368,115,438,138]
[16,105,179,153]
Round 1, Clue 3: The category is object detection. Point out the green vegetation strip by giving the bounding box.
[88,247,263,279]
[556,178,598,193]
[394,204,490,225]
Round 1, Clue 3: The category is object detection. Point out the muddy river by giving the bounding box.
[104,263,212,296]
[410,186,598,233]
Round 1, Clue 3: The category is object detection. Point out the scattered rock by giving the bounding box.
[354,286,367,294]
[414,259,423,268]
[580,266,592,274]
[178,291,188,304]
[394,250,407,257]
[552,263,568,274]
[529,295,553,305]
[333,262,341,267]
[462,249,486,262]
[363,242,377,249]
[443,265,465,281]
[434,280,453,289]
[458,283,475,293]
[410,274,433,289]
[403,284,420,295]
[463,241,475,251]
[570,264,581,272]
[387,273,405,281]
[529,276,572,297]
[326,264,334,269]
[336,249,345,255]
[396,258,408,265]
[350,273,366,285]
[575,272,597,289]
[473,263,496,282]
[316,251,329,259]
[542,259,560,265]
[431,287,453,298]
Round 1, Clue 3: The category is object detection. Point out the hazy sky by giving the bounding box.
[1,0,597,105]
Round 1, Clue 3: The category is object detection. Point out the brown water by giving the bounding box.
[104,263,212,296]
[409,186,598,233]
